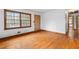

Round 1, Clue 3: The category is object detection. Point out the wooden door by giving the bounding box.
[34,15,40,31]
[68,16,74,38]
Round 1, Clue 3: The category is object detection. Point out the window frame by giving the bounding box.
[21,12,31,28]
[4,9,31,30]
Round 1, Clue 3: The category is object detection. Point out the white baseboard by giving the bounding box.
[41,29,66,34]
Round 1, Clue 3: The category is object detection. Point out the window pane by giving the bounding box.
[5,10,31,29]
[6,11,20,28]
[21,14,31,27]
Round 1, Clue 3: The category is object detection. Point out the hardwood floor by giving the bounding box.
[0,31,79,49]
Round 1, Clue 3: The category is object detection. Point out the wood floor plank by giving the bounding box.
[0,31,79,49]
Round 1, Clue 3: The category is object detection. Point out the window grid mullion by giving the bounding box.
[20,12,22,28]
[4,9,31,30]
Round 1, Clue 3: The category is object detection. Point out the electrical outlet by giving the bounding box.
[17,31,21,33]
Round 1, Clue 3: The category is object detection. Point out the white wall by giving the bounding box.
[0,9,66,38]
[0,9,42,38]
[41,9,66,34]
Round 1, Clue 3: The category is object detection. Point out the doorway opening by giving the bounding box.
[67,10,79,39]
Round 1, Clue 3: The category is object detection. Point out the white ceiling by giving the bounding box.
[29,9,52,13]
[30,9,73,13]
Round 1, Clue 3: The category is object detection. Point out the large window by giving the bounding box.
[21,13,31,27]
[4,9,31,30]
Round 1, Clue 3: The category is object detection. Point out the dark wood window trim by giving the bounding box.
[20,12,31,28]
[4,9,31,30]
